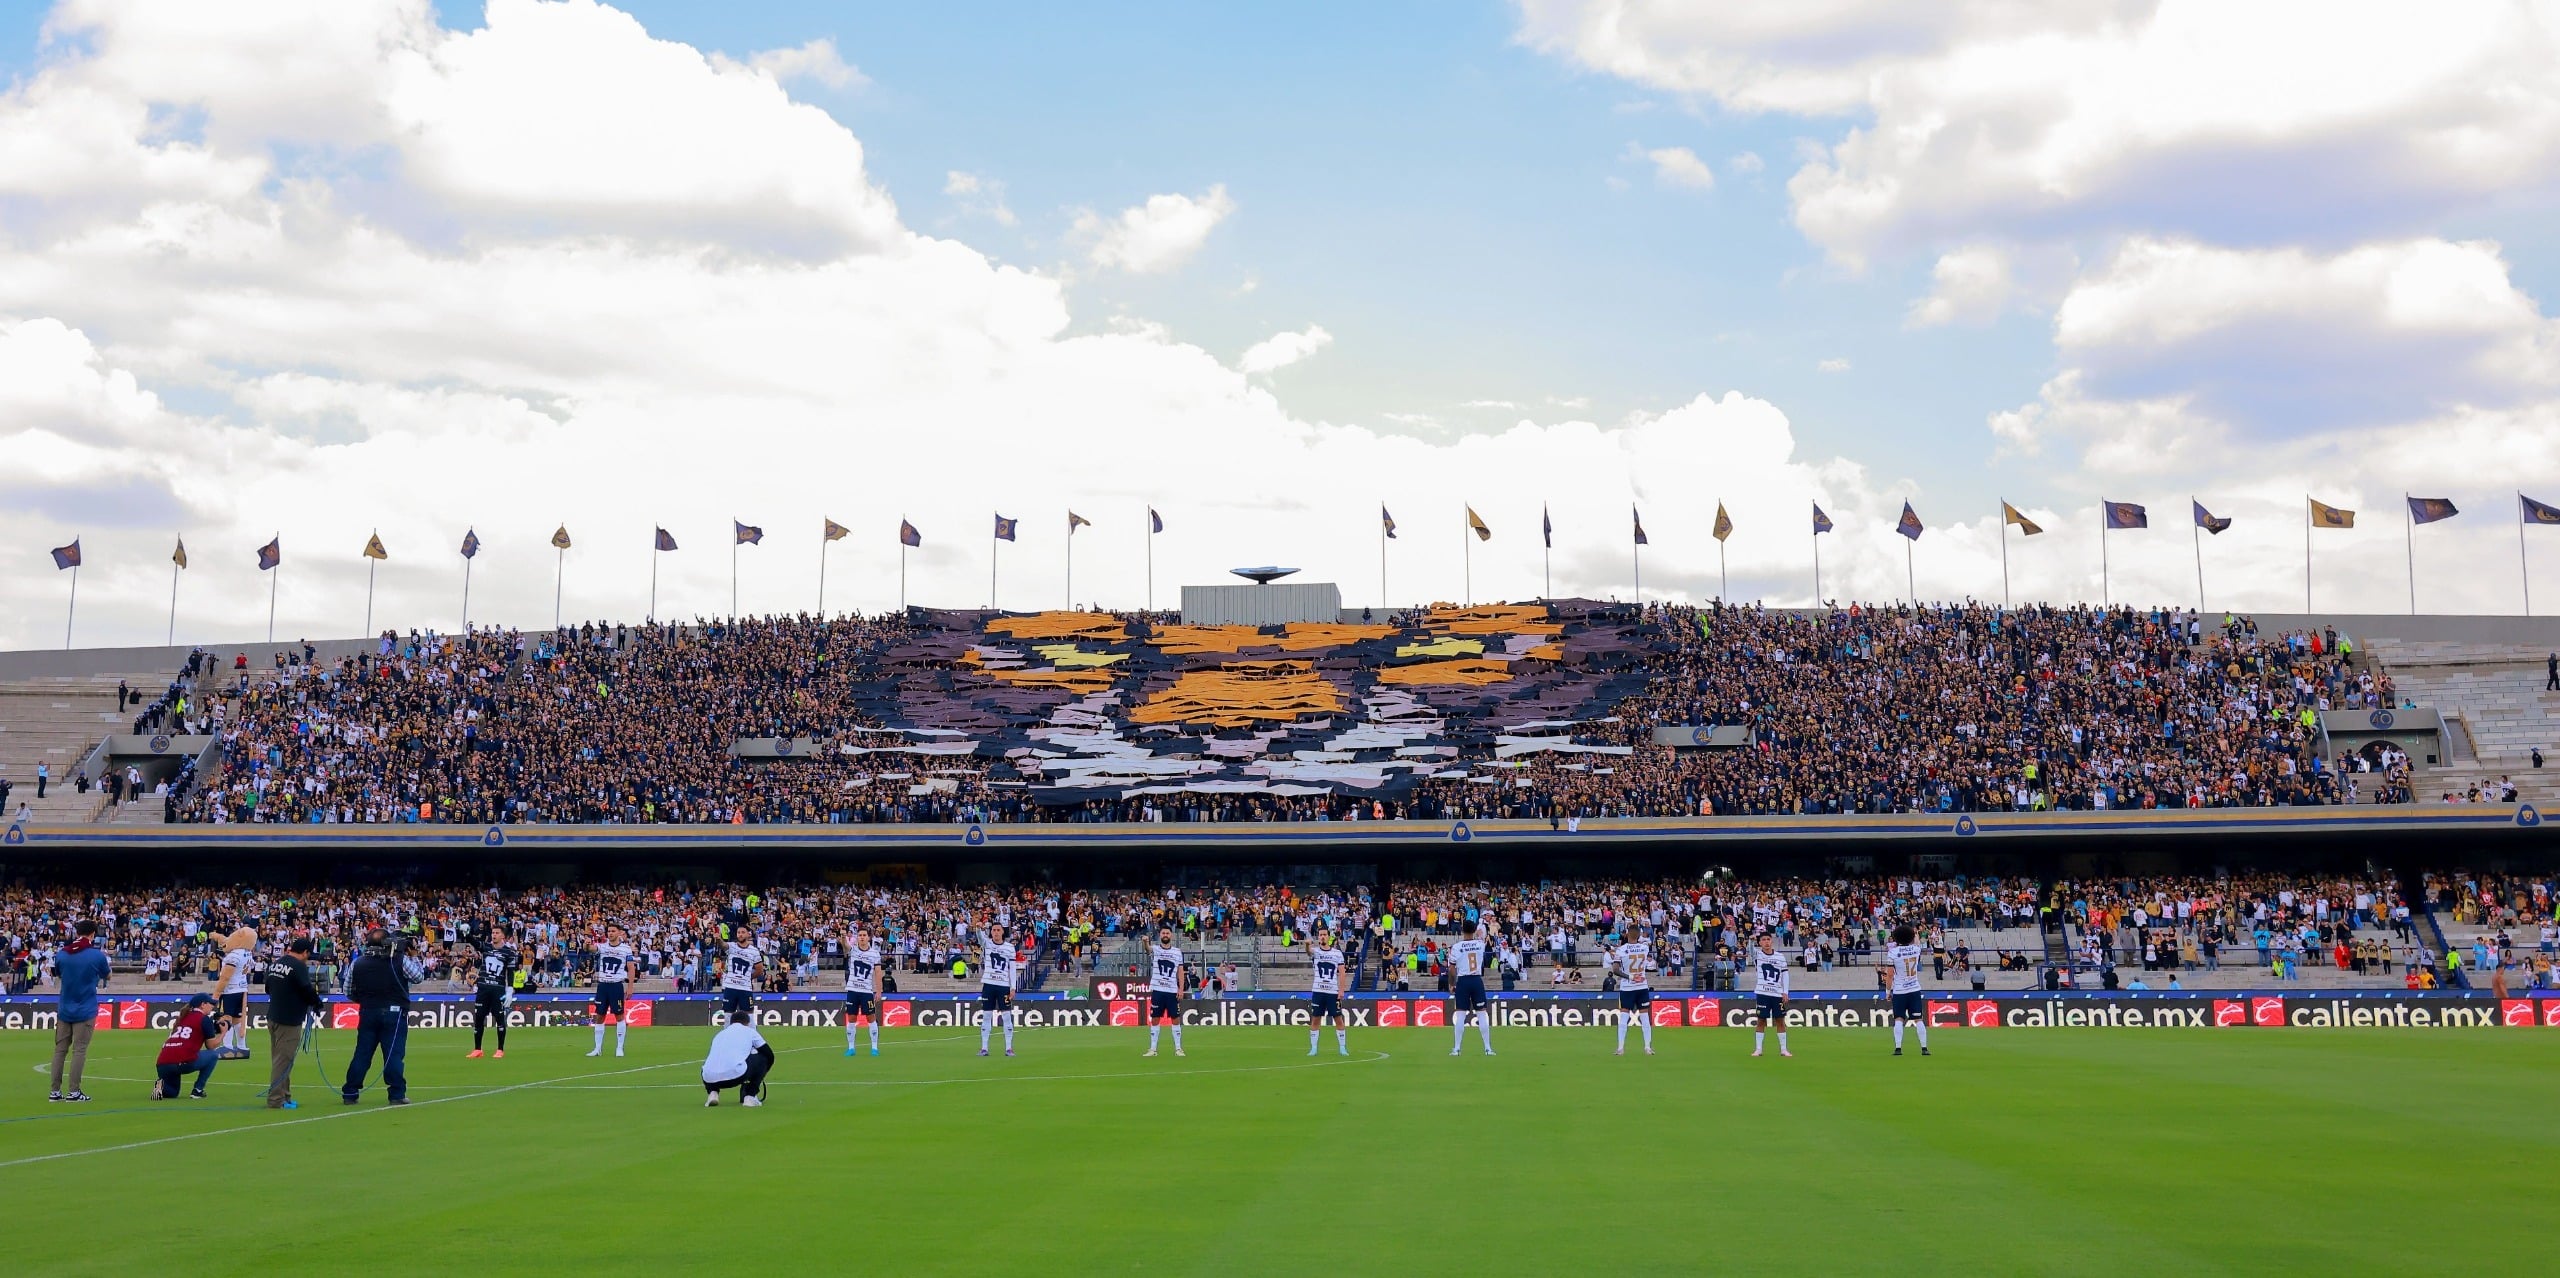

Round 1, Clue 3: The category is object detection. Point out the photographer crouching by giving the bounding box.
[339,929,422,1107]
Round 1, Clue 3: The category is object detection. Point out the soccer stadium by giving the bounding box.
[3,4,2559,1275]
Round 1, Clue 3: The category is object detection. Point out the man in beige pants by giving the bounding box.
[49,918,111,1102]
[260,937,323,1109]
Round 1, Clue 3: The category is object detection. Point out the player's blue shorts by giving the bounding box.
[1618,988,1652,1012]
[979,984,1013,1010]
[1889,990,1925,1020]
[592,981,626,1019]
[1452,975,1488,1011]
[1148,990,1180,1023]
[719,988,755,1020]
[1755,994,1787,1025]
[220,992,246,1019]
[1309,992,1341,1020]
[843,991,876,1020]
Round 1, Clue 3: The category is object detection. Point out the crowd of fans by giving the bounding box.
[141,598,2427,827]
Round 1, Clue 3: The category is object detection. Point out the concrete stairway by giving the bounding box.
[0,672,173,825]
[2364,641,2560,806]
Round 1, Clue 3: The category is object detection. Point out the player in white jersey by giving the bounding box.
[843,928,885,1057]
[1750,933,1791,1058]
[1144,929,1186,1057]
[214,927,258,1058]
[977,929,1020,1057]
[1884,924,1930,1057]
[1609,932,1655,1056]
[719,938,762,1024]
[1448,919,1493,1056]
[1307,930,1350,1056]
[588,926,637,1057]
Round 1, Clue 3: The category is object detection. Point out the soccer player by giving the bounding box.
[213,927,258,1059]
[1449,918,1492,1056]
[1610,930,1655,1056]
[589,925,636,1058]
[1307,929,1350,1056]
[1144,927,1185,1057]
[468,935,517,1058]
[977,927,1020,1057]
[719,935,763,1026]
[1750,933,1791,1058]
[1885,923,1930,1057]
[843,926,884,1057]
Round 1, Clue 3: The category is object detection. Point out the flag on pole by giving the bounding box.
[1811,503,1834,535]
[1465,506,1491,541]
[1380,505,1398,539]
[1712,504,1733,542]
[172,537,188,569]
[2193,502,2232,534]
[1068,512,1091,533]
[2406,496,2458,525]
[362,533,388,560]
[1896,502,1924,540]
[899,520,922,547]
[2309,498,2356,529]
[655,527,679,551]
[2524,494,2560,525]
[1632,506,1649,545]
[460,529,480,559]
[993,514,1017,541]
[1541,505,1552,548]
[1148,508,1164,534]
[2002,502,2043,535]
[822,519,849,542]
[551,525,572,550]
[50,540,80,570]
[2103,500,2149,530]
[733,521,763,545]
[257,538,281,571]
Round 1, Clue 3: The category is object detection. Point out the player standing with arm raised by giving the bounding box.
[1612,931,1655,1057]
[1449,919,1492,1056]
[719,935,762,1026]
[1144,928,1186,1057]
[977,927,1020,1057]
[843,926,884,1058]
[1886,924,1930,1057]
[1751,933,1791,1058]
[589,926,635,1058]
[469,934,517,1059]
[1308,930,1350,1057]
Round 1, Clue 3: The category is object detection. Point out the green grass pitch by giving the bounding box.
[4,1023,2548,1275]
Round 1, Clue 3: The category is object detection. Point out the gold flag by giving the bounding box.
[362,532,388,560]
[2002,502,2043,536]
[1712,503,1733,542]
[2308,498,2356,529]
[1465,506,1491,541]
[172,537,188,569]
[551,524,573,550]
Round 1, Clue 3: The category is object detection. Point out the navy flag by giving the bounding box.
[551,525,572,550]
[655,527,678,552]
[993,514,1018,542]
[1811,503,1833,535]
[172,537,188,570]
[2002,502,2043,536]
[734,520,763,546]
[459,529,480,559]
[50,539,80,570]
[1466,506,1491,541]
[1148,508,1164,534]
[1068,511,1091,533]
[1632,505,1649,546]
[2309,498,2355,529]
[1541,504,1552,548]
[1896,502,1923,541]
[362,532,388,560]
[1380,504,1397,540]
[2406,496,2458,525]
[1712,503,1733,543]
[2524,493,2560,525]
[899,519,922,548]
[2103,500,2149,530]
[257,537,281,571]
[822,519,849,542]
[2192,501,2231,535]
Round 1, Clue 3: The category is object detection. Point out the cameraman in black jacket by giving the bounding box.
[260,937,323,1110]
[338,929,416,1106]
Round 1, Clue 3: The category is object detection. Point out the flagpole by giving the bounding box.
[553,544,564,630]
[2303,497,2313,613]
[365,555,376,634]
[462,554,473,634]
[1065,522,1074,610]
[2523,494,2535,617]
[2403,493,2416,615]
[1380,506,1388,610]
[1718,540,1727,601]
[990,526,998,610]
[1905,539,1915,603]
[1812,530,1821,604]
[267,544,279,644]
[64,561,77,649]
[818,537,829,618]
[650,544,660,621]
[731,537,738,620]
[1999,504,2011,607]
[1462,507,1471,607]
[2100,511,2110,606]
[2191,500,2205,614]
[1145,509,1154,613]
[168,556,180,646]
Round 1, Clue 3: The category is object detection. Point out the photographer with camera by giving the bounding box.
[338,928,419,1107]
[260,937,323,1110]
[154,993,234,1099]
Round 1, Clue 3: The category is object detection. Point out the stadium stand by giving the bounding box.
[2357,639,2560,806]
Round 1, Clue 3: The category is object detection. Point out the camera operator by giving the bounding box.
[338,929,420,1107]
[260,937,322,1110]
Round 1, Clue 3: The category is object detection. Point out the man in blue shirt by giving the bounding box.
[50,918,111,1102]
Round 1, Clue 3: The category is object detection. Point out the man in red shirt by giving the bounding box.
[156,993,232,1099]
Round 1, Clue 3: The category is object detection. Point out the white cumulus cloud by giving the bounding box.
[1074,184,1235,274]
[1239,325,1332,375]
[745,36,865,90]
